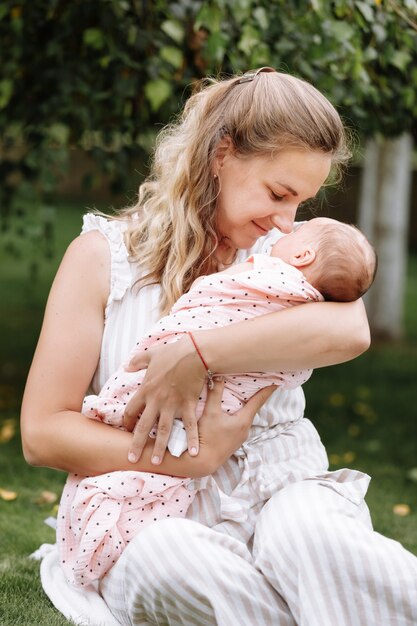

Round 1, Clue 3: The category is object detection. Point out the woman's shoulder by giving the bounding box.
[63,228,110,273]
[80,213,134,308]
[49,229,111,316]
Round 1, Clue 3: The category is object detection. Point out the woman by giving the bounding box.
[21,69,417,625]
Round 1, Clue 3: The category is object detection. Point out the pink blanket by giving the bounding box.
[83,255,321,428]
[57,254,322,586]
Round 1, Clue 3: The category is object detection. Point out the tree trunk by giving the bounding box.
[358,133,413,340]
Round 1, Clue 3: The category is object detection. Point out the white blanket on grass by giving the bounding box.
[31,543,119,626]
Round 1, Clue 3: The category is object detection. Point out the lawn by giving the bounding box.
[0,202,416,625]
[0,201,87,626]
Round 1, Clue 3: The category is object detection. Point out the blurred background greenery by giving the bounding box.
[1,1,417,624]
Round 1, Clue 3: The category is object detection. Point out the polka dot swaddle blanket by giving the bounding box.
[57,254,322,587]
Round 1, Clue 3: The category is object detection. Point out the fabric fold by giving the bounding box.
[57,471,194,587]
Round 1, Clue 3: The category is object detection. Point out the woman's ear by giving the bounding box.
[212,136,234,175]
[290,246,316,268]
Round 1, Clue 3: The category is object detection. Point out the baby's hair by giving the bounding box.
[313,223,377,302]
[118,70,352,314]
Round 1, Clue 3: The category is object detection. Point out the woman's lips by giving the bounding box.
[252,221,268,234]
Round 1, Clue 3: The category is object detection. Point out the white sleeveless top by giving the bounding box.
[82,214,328,543]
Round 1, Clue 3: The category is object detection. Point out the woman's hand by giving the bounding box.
[196,380,276,474]
[123,335,207,464]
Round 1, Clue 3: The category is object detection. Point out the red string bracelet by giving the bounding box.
[187,331,215,390]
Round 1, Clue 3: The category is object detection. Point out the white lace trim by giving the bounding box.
[81,214,132,310]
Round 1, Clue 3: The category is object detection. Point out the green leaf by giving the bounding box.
[160,46,183,69]
[407,468,417,483]
[250,42,270,67]
[253,7,268,31]
[99,55,111,68]
[194,4,222,32]
[403,86,415,109]
[390,50,412,71]
[161,19,184,44]
[238,24,261,56]
[48,123,70,145]
[356,1,374,23]
[325,20,355,43]
[363,46,378,62]
[229,0,252,25]
[83,28,106,50]
[372,23,387,43]
[311,0,324,11]
[206,31,228,65]
[0,79,13,109]
[127,25,138,46]
[144,78,172,112]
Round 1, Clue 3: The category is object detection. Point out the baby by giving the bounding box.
[57,217,377,587]
[270,216,376,303]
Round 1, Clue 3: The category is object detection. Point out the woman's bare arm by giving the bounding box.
[23,381,272,478]
[197,297,370,373]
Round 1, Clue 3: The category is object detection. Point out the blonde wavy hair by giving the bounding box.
[118,70,352,314]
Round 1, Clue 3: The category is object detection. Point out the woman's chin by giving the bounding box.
[233,234,261,250]
[219,231,262,253]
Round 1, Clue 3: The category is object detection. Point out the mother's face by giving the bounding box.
[213,141,332,250]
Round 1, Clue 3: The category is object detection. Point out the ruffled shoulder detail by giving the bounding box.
[81,213,132,308]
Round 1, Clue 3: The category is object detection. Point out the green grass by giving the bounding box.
[0,442,71,625]
[0,201,87,625]
[0,203,416,624]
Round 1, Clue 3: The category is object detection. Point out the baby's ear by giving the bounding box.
[290,246,316,268]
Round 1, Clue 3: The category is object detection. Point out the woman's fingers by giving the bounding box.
[127,403,158,463]
[123,337,208,463]
[151,397,200,463]
[183,408,200,457]
[124,349,151,373]
[123,391,146,432]
[148,410,175,465]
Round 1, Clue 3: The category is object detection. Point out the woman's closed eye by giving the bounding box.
[270,190,285,201]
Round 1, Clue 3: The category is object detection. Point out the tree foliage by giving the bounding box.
[0,0,416,257]
[195,0,417,137]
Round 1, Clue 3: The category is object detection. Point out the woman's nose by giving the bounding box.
[270,205,298,234]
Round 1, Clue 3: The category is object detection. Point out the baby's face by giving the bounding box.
[270,217,337,262]
[270,227,302,263]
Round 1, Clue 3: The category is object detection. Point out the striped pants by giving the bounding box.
[100,478,417,625]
